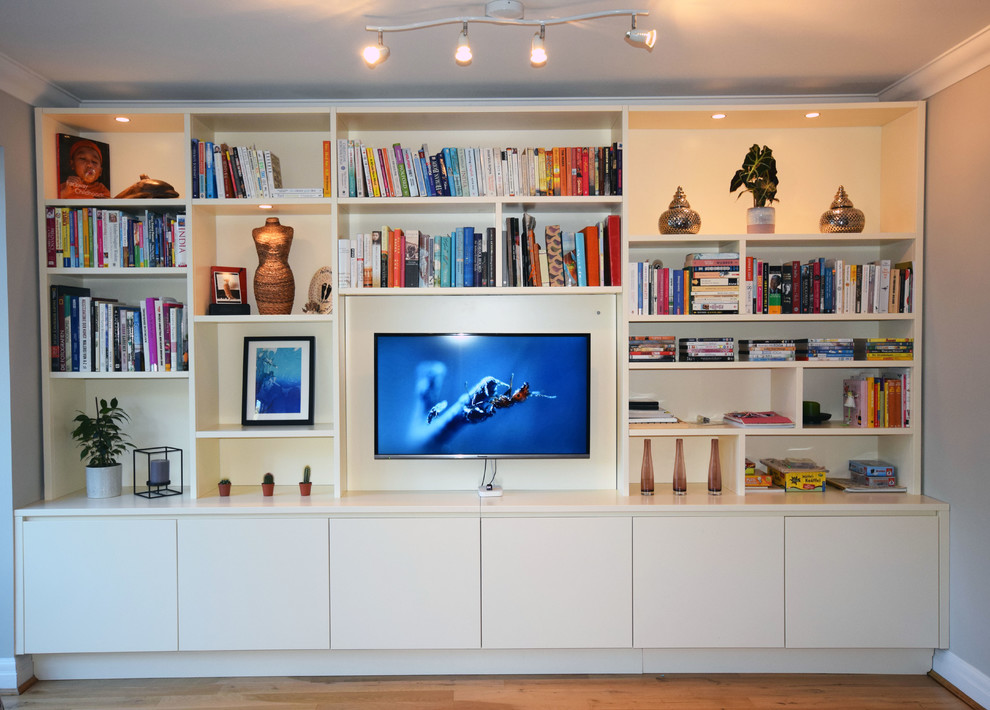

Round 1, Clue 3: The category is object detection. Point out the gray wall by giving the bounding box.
[924,65,990,679]
[0,86,43,674]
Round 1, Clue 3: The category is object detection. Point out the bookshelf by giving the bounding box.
[21,101,946,673]
[623,102,924,496]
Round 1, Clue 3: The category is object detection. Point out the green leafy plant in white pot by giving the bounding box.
[71,397,132,498]
[729,143,779,233]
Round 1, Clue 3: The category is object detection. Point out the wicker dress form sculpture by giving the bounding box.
[252,217,295,315]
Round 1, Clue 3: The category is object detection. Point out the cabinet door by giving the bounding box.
[177,518,330,650]
[482,516,632,649]
[22,518,178,653]
[330,517,480,649]
[785,515,939,648]
[633,516,784,648]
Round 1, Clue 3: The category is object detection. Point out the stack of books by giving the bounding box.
[629,400,678,424]
[629,335,676,362]
[796,337,854,360]
[679,337,734,362]
[842,374,910,428]
[745,458,774,489]
[724,411,794,428]
[685,252,740,314]
[738,339,796,361]
[827,459,906,492]
[854,338,914,360]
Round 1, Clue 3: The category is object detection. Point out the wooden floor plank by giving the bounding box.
[0,674,973,710]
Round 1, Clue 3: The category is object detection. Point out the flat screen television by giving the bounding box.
[374,333,591,459]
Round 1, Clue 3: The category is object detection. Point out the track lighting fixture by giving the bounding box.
[530,25,547,67]
[361,30,390,67]
[625,14,657,49]
[455,22,473,65]
[362,1,653,68]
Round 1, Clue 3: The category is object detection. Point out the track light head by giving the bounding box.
[362,31,390,67]
[530,25,547,67]
[455,22,473,65]
[625,15,656,49]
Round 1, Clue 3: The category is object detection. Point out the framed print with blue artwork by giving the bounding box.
[241,336,315,426]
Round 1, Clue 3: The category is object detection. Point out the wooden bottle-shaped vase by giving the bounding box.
[672,438,687,495]
[252,217,295,315]
[707,438,722,495]
[640,439,655,496]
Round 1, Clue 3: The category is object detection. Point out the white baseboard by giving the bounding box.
[30,648,938,681]
[0,655,35,694]
[933,650,990,709]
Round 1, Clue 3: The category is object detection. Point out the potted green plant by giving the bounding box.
[261,472,275,496]
[729,143,779,233]
[299,465,312,496]
[70,396,132,498]
[218,478,232,497]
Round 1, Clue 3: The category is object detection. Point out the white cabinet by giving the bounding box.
[785,515,939,648]
[329,517,480,649]
[481,516,632,649]
[633,516,784,648]
[22,518,178,653]
[177,517,330,650]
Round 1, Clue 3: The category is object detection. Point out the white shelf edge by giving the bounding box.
[196,424,335,439]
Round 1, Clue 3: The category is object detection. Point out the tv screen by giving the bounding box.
[374,333,591,459]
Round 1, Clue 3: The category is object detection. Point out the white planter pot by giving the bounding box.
[86,464,123,498]
[747,206,776,234]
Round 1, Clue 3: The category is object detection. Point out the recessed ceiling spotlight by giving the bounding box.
[712,113,726,120]
[805,112,821,119]
[259,204,273,210]
[114,116,130,123]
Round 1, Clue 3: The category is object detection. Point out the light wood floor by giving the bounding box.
[0,674,977,710]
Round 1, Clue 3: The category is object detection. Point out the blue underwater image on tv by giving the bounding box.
[375,333,591,459]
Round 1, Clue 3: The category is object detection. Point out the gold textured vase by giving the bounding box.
[252,217,295,315]
[658,186,701,234]
[819,186,865,233]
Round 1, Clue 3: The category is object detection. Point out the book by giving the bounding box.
[724,411,794,427]
[827,477,907,493]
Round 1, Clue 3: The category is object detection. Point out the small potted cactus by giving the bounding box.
[261,472,275,496]
[218,478,232,497]
[299,465,312,496]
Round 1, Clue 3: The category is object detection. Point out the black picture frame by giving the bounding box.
[241,336,315,426]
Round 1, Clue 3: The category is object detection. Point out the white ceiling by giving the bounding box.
[1,0,990,105]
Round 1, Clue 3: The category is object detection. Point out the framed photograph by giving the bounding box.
[57,133,112,199]
[211,266,247,304]
[242,336,315,426]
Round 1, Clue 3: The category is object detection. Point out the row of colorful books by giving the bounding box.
[506,214,621,288]
[334,140,623,199]
[337,227,498,289]
[45,207,186,269]
[843,374,911,428]
[189,140,309,200]
[49,285,186,373]
[629,252,740,315]
[746,257,913,315]
[631,336,913,363]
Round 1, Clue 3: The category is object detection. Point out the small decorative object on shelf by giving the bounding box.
[218,478,232,497]
[802,400,831,425]
[672,438,687,495]
[71,396,131,499]
[658,186,701,234]
[729,143,778,233]
[302,266,333,314]
[252,217,295,315]
[299,465,312,496]
[707,439,722,495]
[262,472,275,497]
[114,174,180,199]
[640,439,655,496]
[818,185,865,233]
[132,446,183,499]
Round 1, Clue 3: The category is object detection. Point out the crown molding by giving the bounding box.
[0,51,78,107]
[880,24,990,100]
